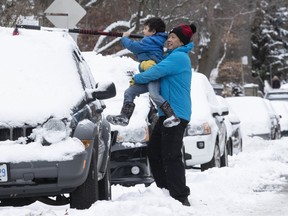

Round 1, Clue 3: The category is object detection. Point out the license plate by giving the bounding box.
[0,164,8,182]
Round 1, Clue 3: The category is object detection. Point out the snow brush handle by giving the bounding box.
[69,29,143,38]
[15,25,144,39]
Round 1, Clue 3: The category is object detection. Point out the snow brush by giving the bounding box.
[13,24,144,38]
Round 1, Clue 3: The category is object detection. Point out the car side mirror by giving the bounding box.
[212,110,229,117]
[86,81,116,100]
[229,115,240,125]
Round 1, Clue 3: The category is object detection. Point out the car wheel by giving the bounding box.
[70,149,99,209]
[98,159,112,200]
[220,143,228,167]
[276,129,281,139]
[271,130,276,140]
[201,143,221,171]
[227,139,233,156]
[239,138,243,152]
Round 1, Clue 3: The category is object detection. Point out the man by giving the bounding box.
[133,23,196,206]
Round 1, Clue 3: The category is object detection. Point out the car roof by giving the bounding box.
[0,27,86,126]
[225,96,272,135]
[264,89,288,100]
[266,89,288,93]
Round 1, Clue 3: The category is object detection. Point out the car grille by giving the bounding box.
[0,127,34,141]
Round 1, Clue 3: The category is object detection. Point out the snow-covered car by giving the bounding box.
[269,100,288,136]
[183,72,229,171]
[264,99,281,140]
[225,96,277,140]
[217,96,243,156]
[83,53,154,186]
[264,89,288,102]
[0,27,116,209]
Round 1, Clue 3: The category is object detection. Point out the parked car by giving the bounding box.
[183,72,229,171]
[0,27,116,209]
[264,89,288,102]
[82,53,154,186]
[269,100,288,136]
[212,83,224,96]
[264,99,281,140]
[225,96,277,140]
[217,96,243,156]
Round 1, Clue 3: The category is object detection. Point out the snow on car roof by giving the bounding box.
[0,27,84,126]
[225,96,272,136]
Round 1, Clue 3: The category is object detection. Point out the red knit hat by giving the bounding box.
[169,23,197,45]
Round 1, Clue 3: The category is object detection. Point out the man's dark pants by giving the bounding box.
[147,116,190,203]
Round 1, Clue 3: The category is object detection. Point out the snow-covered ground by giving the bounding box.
[1,136,288,216]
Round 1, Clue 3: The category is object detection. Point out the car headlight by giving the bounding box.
[42,118,69,144]
[186,123,211,136]
[117,127,149,143]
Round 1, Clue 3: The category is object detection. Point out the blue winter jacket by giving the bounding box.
[133,42,194,121]
[121,32,168,65]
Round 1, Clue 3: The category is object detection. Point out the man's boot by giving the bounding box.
[161,101,180,127]
[106,102,135,126]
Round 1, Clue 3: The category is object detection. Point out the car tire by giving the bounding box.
[239,139,243,152]
[276,129,281,140]
[70,149,99,209]
[201,143,221,171]
[220,143,228,167]
[98,160,112,200]
[227,139,233,156]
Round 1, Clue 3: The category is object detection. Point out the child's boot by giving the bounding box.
[106,102,135,126]
[161,101,181,127]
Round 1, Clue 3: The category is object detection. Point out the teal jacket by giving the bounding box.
[133,42,194,121]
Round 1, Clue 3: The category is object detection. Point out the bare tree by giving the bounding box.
[3,0,287,88]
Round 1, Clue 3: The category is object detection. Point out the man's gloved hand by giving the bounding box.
[129,77,135,86]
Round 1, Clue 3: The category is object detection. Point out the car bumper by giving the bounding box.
[110,142,154,186]
[183,134,216,167]
[0,150,90,199]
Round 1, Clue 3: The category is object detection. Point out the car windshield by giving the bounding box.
[0,27,85,126]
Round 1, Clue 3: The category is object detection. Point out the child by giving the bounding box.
[106,17,181,127]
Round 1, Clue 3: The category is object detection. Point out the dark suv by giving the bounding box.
[0,27,116,209]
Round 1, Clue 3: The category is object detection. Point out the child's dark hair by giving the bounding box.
[143,17,166,33]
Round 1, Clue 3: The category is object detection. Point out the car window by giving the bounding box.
[266,92,288,101]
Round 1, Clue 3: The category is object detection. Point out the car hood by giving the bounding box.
[190,72,222,131]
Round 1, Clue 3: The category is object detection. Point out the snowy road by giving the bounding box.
[0,136,288,216]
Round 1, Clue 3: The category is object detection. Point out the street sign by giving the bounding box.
[44,0,86,28]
